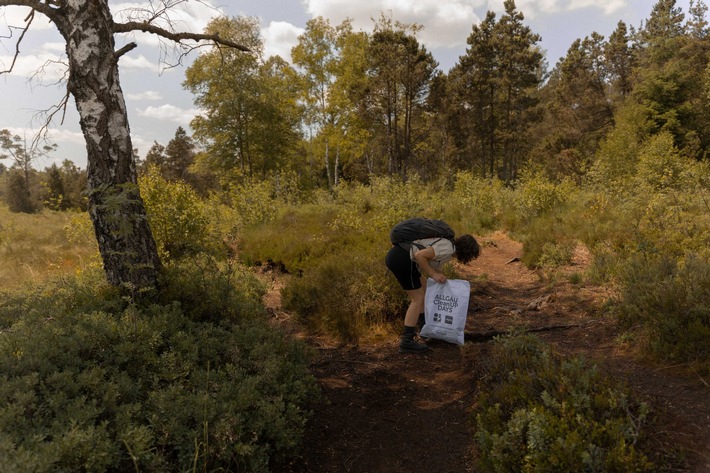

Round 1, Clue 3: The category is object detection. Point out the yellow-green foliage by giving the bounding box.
[328,175,445,234]
[630,134,710,260]
[229,178,280,226]
[474,334,654,472]
[514,169,577,221]
[241,201,407,341]
[589,101,651,193]
[452,172,511,230]
[139,166,209,260]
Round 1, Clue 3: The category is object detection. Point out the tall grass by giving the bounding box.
[0,204,99,289]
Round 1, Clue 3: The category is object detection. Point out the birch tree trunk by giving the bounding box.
[55,2,161,289]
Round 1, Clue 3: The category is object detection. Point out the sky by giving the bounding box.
[0,0,697,170]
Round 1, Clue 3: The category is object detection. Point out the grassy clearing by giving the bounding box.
[0,204,99,289]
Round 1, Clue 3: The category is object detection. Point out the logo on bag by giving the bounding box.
[433,313,442,323]
[445,315,454,324]
[433,293,459,313]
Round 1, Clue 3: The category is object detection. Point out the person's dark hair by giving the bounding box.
[453,234,480,264]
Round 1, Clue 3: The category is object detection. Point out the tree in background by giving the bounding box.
[364,14,437,179]
[142,127,198,184]
[494,0,544,181]
[449,1,543,180]
[0,129,56,213]
[532,33,614,180]
[292,17,342,188]
[605,21,635,105]
[329,28,373,182]
[448,11,498,176]
[43,163,67,210]
[164,126,197,182]
[631,0,708,158]
[56,159,88,211]
[186,16,302,187]
[143,141,168,175]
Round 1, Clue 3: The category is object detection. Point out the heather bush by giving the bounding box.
[281,248,406,342]
[513,170,576,222]
[474,334,653,472]
[0,269,316,472]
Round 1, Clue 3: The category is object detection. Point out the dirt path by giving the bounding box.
[268,232,710,473]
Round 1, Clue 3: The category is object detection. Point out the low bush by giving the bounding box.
[451,172,511,231]
[614,253,710,369]
[474,333,654,472]
[158,254,268,324]
[0,269,317,472]
[281,248,406,342]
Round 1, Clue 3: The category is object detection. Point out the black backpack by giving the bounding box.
[390,218,455,251]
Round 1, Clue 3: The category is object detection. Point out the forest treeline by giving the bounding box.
[2,0,709,205]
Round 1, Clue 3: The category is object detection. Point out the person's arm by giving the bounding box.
[413,246,447,283]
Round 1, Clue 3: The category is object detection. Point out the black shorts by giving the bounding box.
[385,245,422,291]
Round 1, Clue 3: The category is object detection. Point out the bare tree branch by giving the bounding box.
[0,6,34,74]
[114,42,138,59]
[113,20,250,52]
[0,1,56,19]
[31,87,69,150]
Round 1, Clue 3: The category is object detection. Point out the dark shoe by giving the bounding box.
[399,336,429,354]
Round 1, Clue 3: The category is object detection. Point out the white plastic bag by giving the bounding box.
[420,278,470,345]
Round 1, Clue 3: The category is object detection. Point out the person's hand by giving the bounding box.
[432,272,447,284]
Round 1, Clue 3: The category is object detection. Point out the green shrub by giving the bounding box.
[614,253,710,367]
[452,172,510,231]
[281,248,406,342]
[514,170,576,222]
[139,166,209,260]
[0,275,316,472]
[474,334,653,472]
[158,255,268,324]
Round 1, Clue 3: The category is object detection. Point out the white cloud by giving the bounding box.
[568,0,627,15]
[46,127,86,147]
[119,54,162,72]
[0,53,67,81]
[41,42,66,53]
[111,1,222,31]
[126,90,163,101]
[137,104,199,124]
[498,0,628,18]
[0,5,55,31]
[262,21,304,62]
[303,0,481,50]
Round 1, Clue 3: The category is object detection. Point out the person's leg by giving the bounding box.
[404,286,425,327]
[385,245,428,353]
[417,275,427,330]
[400,286,428,353]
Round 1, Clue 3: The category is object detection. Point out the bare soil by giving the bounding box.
[267,231,710,473]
